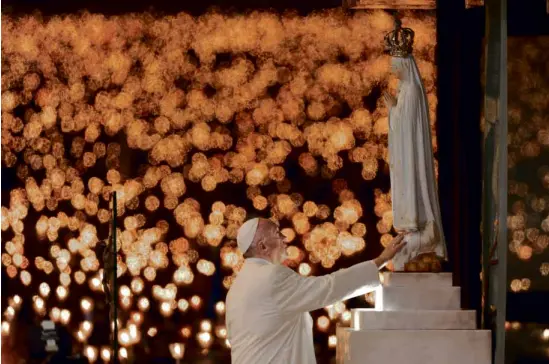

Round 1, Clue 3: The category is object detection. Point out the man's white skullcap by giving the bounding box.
[237,218,259,254]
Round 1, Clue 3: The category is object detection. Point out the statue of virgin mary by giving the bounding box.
[383,20,448,271]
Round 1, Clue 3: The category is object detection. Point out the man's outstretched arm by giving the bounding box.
[272,235,406,313]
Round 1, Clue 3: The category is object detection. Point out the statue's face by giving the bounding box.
[390,58,403,80]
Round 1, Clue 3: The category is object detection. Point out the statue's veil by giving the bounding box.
[389,55,448,268]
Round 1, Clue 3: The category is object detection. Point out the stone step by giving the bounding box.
[380,272,453,287]
[336,328,491,364]
[375,286,461,310]
[351,309,476,330]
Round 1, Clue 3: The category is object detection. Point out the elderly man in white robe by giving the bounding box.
[226,217,406,364]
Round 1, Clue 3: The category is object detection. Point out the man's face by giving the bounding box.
[262,220,288,264]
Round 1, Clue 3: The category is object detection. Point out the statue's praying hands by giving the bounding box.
[383,91,396,108]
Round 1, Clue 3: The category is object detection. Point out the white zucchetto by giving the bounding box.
[237,218,259,254]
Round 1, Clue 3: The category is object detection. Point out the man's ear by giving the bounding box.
[257,239,267,252]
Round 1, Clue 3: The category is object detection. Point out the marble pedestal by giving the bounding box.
[336,272,491,364]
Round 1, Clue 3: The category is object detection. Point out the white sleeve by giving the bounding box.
[271,260,381,313]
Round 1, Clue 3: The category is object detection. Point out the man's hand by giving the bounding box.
[374,234,406,268]
[383,91,396,109]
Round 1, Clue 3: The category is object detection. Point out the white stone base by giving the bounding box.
[380,272,452,287]
[336,328,491,364]
[352,309,476,330]
[336,273,491,364]
[375,286,461,310]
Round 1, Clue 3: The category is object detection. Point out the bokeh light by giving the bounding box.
[505,37,549,292]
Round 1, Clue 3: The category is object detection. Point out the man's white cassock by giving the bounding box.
[226,257,380,364]
[388,55,448,270]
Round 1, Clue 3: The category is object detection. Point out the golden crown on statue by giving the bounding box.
[384,18,414,57]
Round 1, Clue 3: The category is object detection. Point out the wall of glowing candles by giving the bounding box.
[1,9,437,361]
